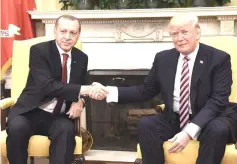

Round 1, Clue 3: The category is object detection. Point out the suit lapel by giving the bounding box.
[50,41,62,81]
[167,50,180,110]
[190,44,207,112]
[69,48,78,84]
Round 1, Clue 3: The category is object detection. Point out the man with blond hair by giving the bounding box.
[95,13,237,164]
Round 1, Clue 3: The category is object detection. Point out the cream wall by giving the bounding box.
[35,0,62,10]
[227,0,237,6]
[35,0,237,10]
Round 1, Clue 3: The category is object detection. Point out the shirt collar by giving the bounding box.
[55,41,72,58]
[180,43,199,62]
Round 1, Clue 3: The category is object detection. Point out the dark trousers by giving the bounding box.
[138,112,231,164]
[6,108,76,164]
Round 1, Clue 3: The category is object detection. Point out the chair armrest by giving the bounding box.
[0,97,15,110]
[75,117,81,136]
[154,104,165,113]
[0,98,14,130]
[157,104,165,110]
[1,79,6,99]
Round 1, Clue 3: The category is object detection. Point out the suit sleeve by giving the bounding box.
[118,54,160,103]
[80,57,89,104]
[192,54,232,128]
[29,45,82,102]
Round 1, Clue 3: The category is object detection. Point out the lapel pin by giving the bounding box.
[200,60,203,64]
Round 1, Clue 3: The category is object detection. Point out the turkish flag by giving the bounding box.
[1,0,36,78]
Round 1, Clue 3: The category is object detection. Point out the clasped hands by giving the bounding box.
[87,82,109,100]
[67,82,108,119]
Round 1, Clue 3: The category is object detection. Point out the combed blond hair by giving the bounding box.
[169,13,199,28]
[168,13,201,35]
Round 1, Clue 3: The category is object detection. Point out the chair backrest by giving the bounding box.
[200,36,237,103]
[11,37,82,102]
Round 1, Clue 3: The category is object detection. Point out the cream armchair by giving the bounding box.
[135,36,237,164]
[0,37,92,164]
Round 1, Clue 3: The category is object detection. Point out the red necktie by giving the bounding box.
[53,53,69,114]
[179,56,190,129]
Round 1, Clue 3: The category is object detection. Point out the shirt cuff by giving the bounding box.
[182,123,201,140]
[106,86,118,103]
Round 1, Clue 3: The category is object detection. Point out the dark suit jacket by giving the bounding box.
[118,43,237,141]
[8,40,88,119]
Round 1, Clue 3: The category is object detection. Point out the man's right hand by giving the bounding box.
[88,82,109,100]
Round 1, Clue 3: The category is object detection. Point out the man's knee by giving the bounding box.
[138,116,154,134]
[52,118,75,136]
[205,119,229,138]
[7,115,31,137]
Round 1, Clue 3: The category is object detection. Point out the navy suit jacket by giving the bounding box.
[117,43,237,141]
[9,40,88,119]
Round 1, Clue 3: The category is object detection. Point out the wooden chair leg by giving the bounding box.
[134,158,142,164]
[72,154,85,164]
[1,156,8,164]
[30,156,35,164]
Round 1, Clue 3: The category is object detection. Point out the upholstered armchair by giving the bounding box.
[135,36,237,164]
[0,37,92,164]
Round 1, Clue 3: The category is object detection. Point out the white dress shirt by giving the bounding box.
[174,44,201,140]
[173,46,198,114]
[106,44,201,140]
[40,42,72,113]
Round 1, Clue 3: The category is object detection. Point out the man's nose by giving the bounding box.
[177,33,184,41]
[65,32,71,39]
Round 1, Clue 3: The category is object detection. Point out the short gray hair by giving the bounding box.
[55,15,81,33]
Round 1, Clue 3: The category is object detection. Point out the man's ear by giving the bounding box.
[54,28,57,37]
[195,26,201,40]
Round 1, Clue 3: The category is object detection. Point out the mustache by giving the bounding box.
[62,42,71,45]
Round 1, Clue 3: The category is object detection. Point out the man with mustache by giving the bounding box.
[6,15,108,164]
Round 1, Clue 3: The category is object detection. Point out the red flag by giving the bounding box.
[1,0,36,78]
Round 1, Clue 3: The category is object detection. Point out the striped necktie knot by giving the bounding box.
[184,56,190,62]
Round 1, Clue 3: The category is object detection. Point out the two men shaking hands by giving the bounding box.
[81,82,115,101]
[82,82,109,100]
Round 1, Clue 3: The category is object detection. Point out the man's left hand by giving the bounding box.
[66,99,84,119]
[167,131,191,153]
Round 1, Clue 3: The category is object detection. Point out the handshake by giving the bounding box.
[81,82,110,100]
